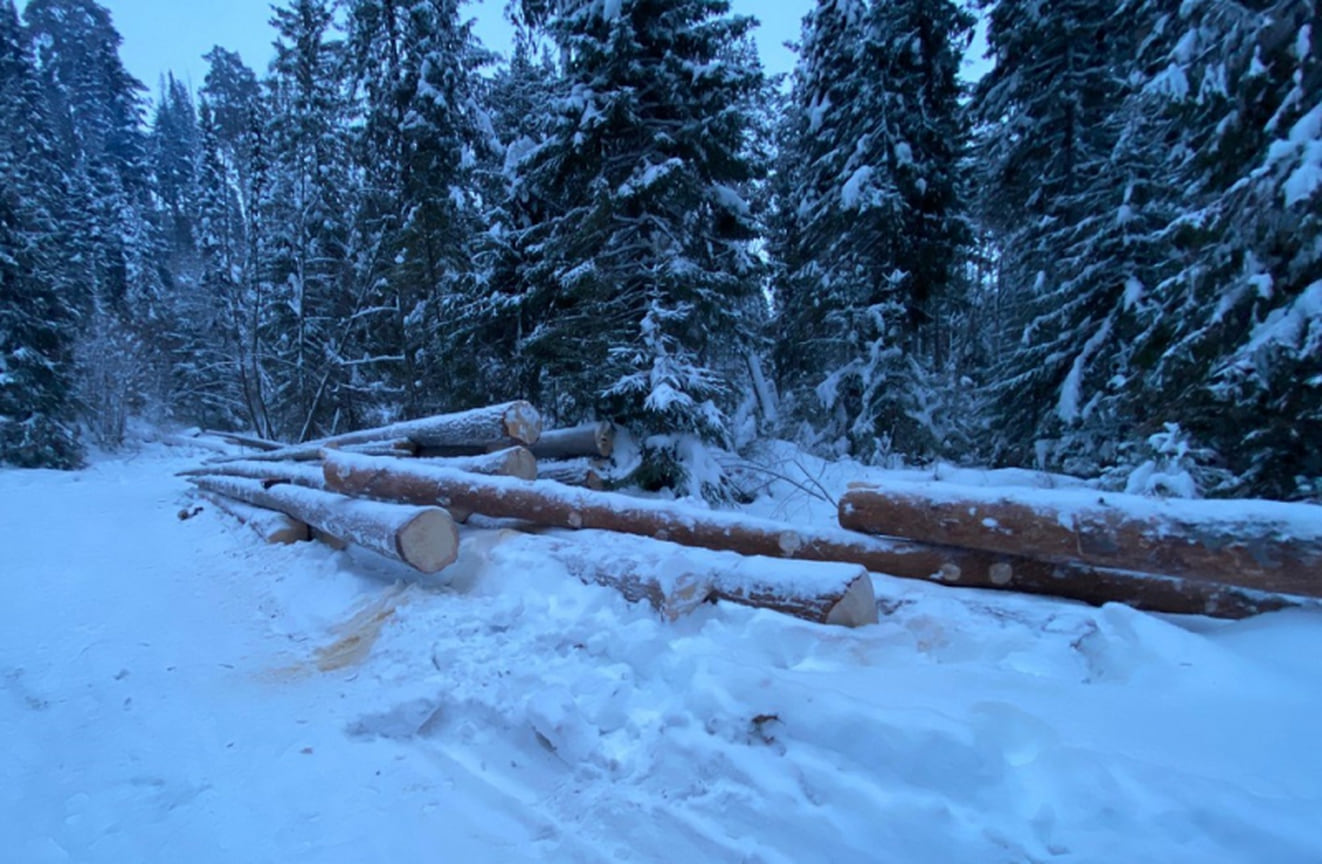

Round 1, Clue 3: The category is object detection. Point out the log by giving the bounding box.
[201,493,310,544]
[839,483,1322,599]
[529,422,615,460]
[202,429,286,451]
[321,452,1299,618]
[488,530,876,626]
[423,446,538,481]
[177,460,328,488]
[189,475,459,573]
[341,438,418,457]
[538,459,608,490]
[210,401,542,463]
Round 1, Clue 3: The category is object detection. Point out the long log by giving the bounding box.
[201,492,310,544]
[529,422,615,460]
[202,429,285,451]
[423,446,538,481]
[538,459,608,490]
[177,460,328,488]
[210,401,542,463]
[839,483,1322,598]
[488,531,875,626]
[321,452,1301,618]
[190,475,459,573]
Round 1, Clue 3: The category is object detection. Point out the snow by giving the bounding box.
[5,444,1322,862]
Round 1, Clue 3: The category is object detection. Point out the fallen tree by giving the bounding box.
[190,474,459,573]
[210,401,542,464]
[538,459,608,490]
[490,530,876,627]
[201,492,310,544]
[839,483,1322,599]
[321,452,1299,618]
[528,422,615,460]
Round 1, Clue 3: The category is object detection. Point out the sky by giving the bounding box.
[43,1,988,99]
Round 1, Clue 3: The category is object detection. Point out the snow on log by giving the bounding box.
[189,475,459,573]
[490,531,876,627]
[211,401,542,463]
[201,492,309,544]
[538,459,608,490]
[341,438,418,457]
[422,446,538,481]
[839,483,1322,598]
[320,452,1293,618]
[177,460,328,489]
[529,422,615,459]
[202,430,285,451]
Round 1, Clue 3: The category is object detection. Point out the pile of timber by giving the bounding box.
[184,406,1321,626]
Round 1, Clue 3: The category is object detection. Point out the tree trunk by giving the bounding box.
[528,422,615,459]
[201,492,310,544]
[538,459,608,490]
[178,460,327,488]
[488,530,876,627]
[839,484,1322,599]
[202,430,285,451]
[423,446,538,480]
[320,452,1296,618]
[210,401,542,464]
[342,438,418,457]
[190,474,459,573]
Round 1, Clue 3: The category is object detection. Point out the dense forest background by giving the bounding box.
[0,0,1317,500]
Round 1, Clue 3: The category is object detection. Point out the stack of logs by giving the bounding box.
[181,401,1321,628]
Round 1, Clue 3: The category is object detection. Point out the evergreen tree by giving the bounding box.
[505,0,766,489]
[1128,0,1321,498]
[0,0,81,467]
[264,0,357,439]
[973,0,1150,473]
[777,0,973,461]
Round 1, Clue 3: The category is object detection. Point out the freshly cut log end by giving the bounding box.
[396,510,462,573]
[501,402,543,447]
[825,575,879,627]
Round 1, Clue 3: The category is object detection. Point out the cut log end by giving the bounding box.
[824,575,879,628]
[396,509,461,573]
[503,402,543,446]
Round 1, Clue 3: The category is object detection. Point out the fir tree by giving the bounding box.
[777,0,973,461]
[0,0,81,467]
[506,0,766,489]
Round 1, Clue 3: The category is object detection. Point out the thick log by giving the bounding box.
[489,531,876,626]
[177,460,327,488]
[538,459,608,490]
[189,475,459,573]
[423,446,538,480]
[201,492,310,544]
[839,483,1322,598]
[321,452,1298,618]
[529,422,615,460]
[210,401,542,463]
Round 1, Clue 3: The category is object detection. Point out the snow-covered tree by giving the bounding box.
[0,0,81,467]
[776,0,973,461]
[504,0,767,489]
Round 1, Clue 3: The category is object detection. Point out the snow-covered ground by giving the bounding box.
[4,442,1322,863]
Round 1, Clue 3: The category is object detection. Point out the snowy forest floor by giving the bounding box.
[3,440,1322,863]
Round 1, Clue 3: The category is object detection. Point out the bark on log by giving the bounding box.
[177,460,327,489]
[189,474,459,573]
[529,422,615,459]
[202,430,285,451]
[201,492,310,544]
[839,484,1322,598]
[489,531,876,626]
[342,438,418,457]
[210,401,542,463]
[423,446,538,480]
[538,459,608,490]
[321,452,1296,618]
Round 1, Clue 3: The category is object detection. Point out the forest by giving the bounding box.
[1,0,1318,501]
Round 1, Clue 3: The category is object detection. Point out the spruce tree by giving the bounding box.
[0,0,81,467]
[777,0,972,461]
[506,0,766,490]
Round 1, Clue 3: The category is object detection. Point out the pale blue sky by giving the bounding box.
[30,1,987,99]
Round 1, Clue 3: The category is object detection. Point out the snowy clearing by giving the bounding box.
[4,443,1322,863]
